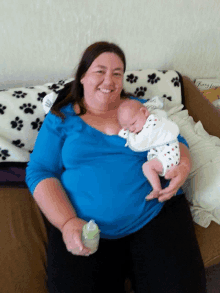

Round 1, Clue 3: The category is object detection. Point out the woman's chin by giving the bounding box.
[96,92,120,106]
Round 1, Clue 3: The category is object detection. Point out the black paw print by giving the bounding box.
[48,83,61,93]
[162,94,172,101]
[31,118,43,131]
[11,117,24,131]
[158,70,168,74]
[37,92,47,102]
[12,139,25,148]
[134,87,147,97]
[12,91,27,99]
[126,74,138,84]
[147,73,160,84]
[171,77,180,87]
[0,104,7,115]
[20,103,37,114]
[0,148,10,161]
[57,80,66,86]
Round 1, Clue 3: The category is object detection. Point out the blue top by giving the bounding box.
[26,97,189,239]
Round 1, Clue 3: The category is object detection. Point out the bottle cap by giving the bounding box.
[83,220,100,239]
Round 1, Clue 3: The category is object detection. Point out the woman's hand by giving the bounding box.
[158,143,191,202]
[61,217,92,256]
[145,143,191,202]
[157,162,190,202]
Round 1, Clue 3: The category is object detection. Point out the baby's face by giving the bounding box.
[120,107,148,134]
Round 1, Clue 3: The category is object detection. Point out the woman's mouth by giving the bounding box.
[99,88,113,94]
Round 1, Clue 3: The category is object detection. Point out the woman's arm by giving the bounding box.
[33,177,91,256]
[26,111,91,255]
[33,177,77,231]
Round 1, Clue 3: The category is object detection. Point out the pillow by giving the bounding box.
[0,78,72,186]
[123,69,183,111]
[0,78,73,163]
[166,107,220,228]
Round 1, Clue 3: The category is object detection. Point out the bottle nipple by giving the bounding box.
[87,220,96,231]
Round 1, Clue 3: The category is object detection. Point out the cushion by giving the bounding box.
[0,78,72,186]
[0,78,72,163]
[123,69,183,111]
[168,109,220,227]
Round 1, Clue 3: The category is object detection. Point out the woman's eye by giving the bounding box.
[114,73,122,76]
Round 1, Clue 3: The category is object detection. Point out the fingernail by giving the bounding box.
[145,197,152,201]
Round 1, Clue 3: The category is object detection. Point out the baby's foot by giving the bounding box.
[145,190,160,201]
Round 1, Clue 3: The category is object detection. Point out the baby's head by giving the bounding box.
[117,99,150,133]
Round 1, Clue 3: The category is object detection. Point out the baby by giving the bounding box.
[117,98,180,200]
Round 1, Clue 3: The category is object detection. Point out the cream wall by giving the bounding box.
[1,0,220,90]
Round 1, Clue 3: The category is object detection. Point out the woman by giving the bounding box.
[26,42,207,293]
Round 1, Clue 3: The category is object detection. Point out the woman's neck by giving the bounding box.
[83,99,121,116]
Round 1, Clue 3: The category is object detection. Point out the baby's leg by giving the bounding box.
[142,158,163,200]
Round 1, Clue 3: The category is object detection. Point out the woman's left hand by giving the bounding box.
[158,143,191,202]
[146,143,191,202]
[157,162,190,202]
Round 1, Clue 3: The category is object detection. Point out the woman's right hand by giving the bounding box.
[61,217,92,256]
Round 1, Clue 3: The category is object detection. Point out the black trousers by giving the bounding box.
[47,194,207,293]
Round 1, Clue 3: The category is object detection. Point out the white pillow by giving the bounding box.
[0,78,72,162]
[168,107,220,227]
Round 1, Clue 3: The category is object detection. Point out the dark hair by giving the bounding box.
[51,41,130,121]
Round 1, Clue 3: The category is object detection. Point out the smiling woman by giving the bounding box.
[25,41,207,293]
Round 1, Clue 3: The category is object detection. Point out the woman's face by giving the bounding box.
[80,52,124,109]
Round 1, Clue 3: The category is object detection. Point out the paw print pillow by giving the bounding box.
[123,69,183,112]
[0,78,72,163]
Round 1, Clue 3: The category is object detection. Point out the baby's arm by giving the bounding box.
[142,158,163,200]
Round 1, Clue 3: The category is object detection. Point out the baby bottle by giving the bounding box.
[82,220,100,254]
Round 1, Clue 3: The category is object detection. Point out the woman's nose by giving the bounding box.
[103,73,114,85]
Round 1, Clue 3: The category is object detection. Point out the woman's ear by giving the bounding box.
[80,74,85,84]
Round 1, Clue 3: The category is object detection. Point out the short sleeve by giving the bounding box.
[177,134,189,148]
[25,112,65,195]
